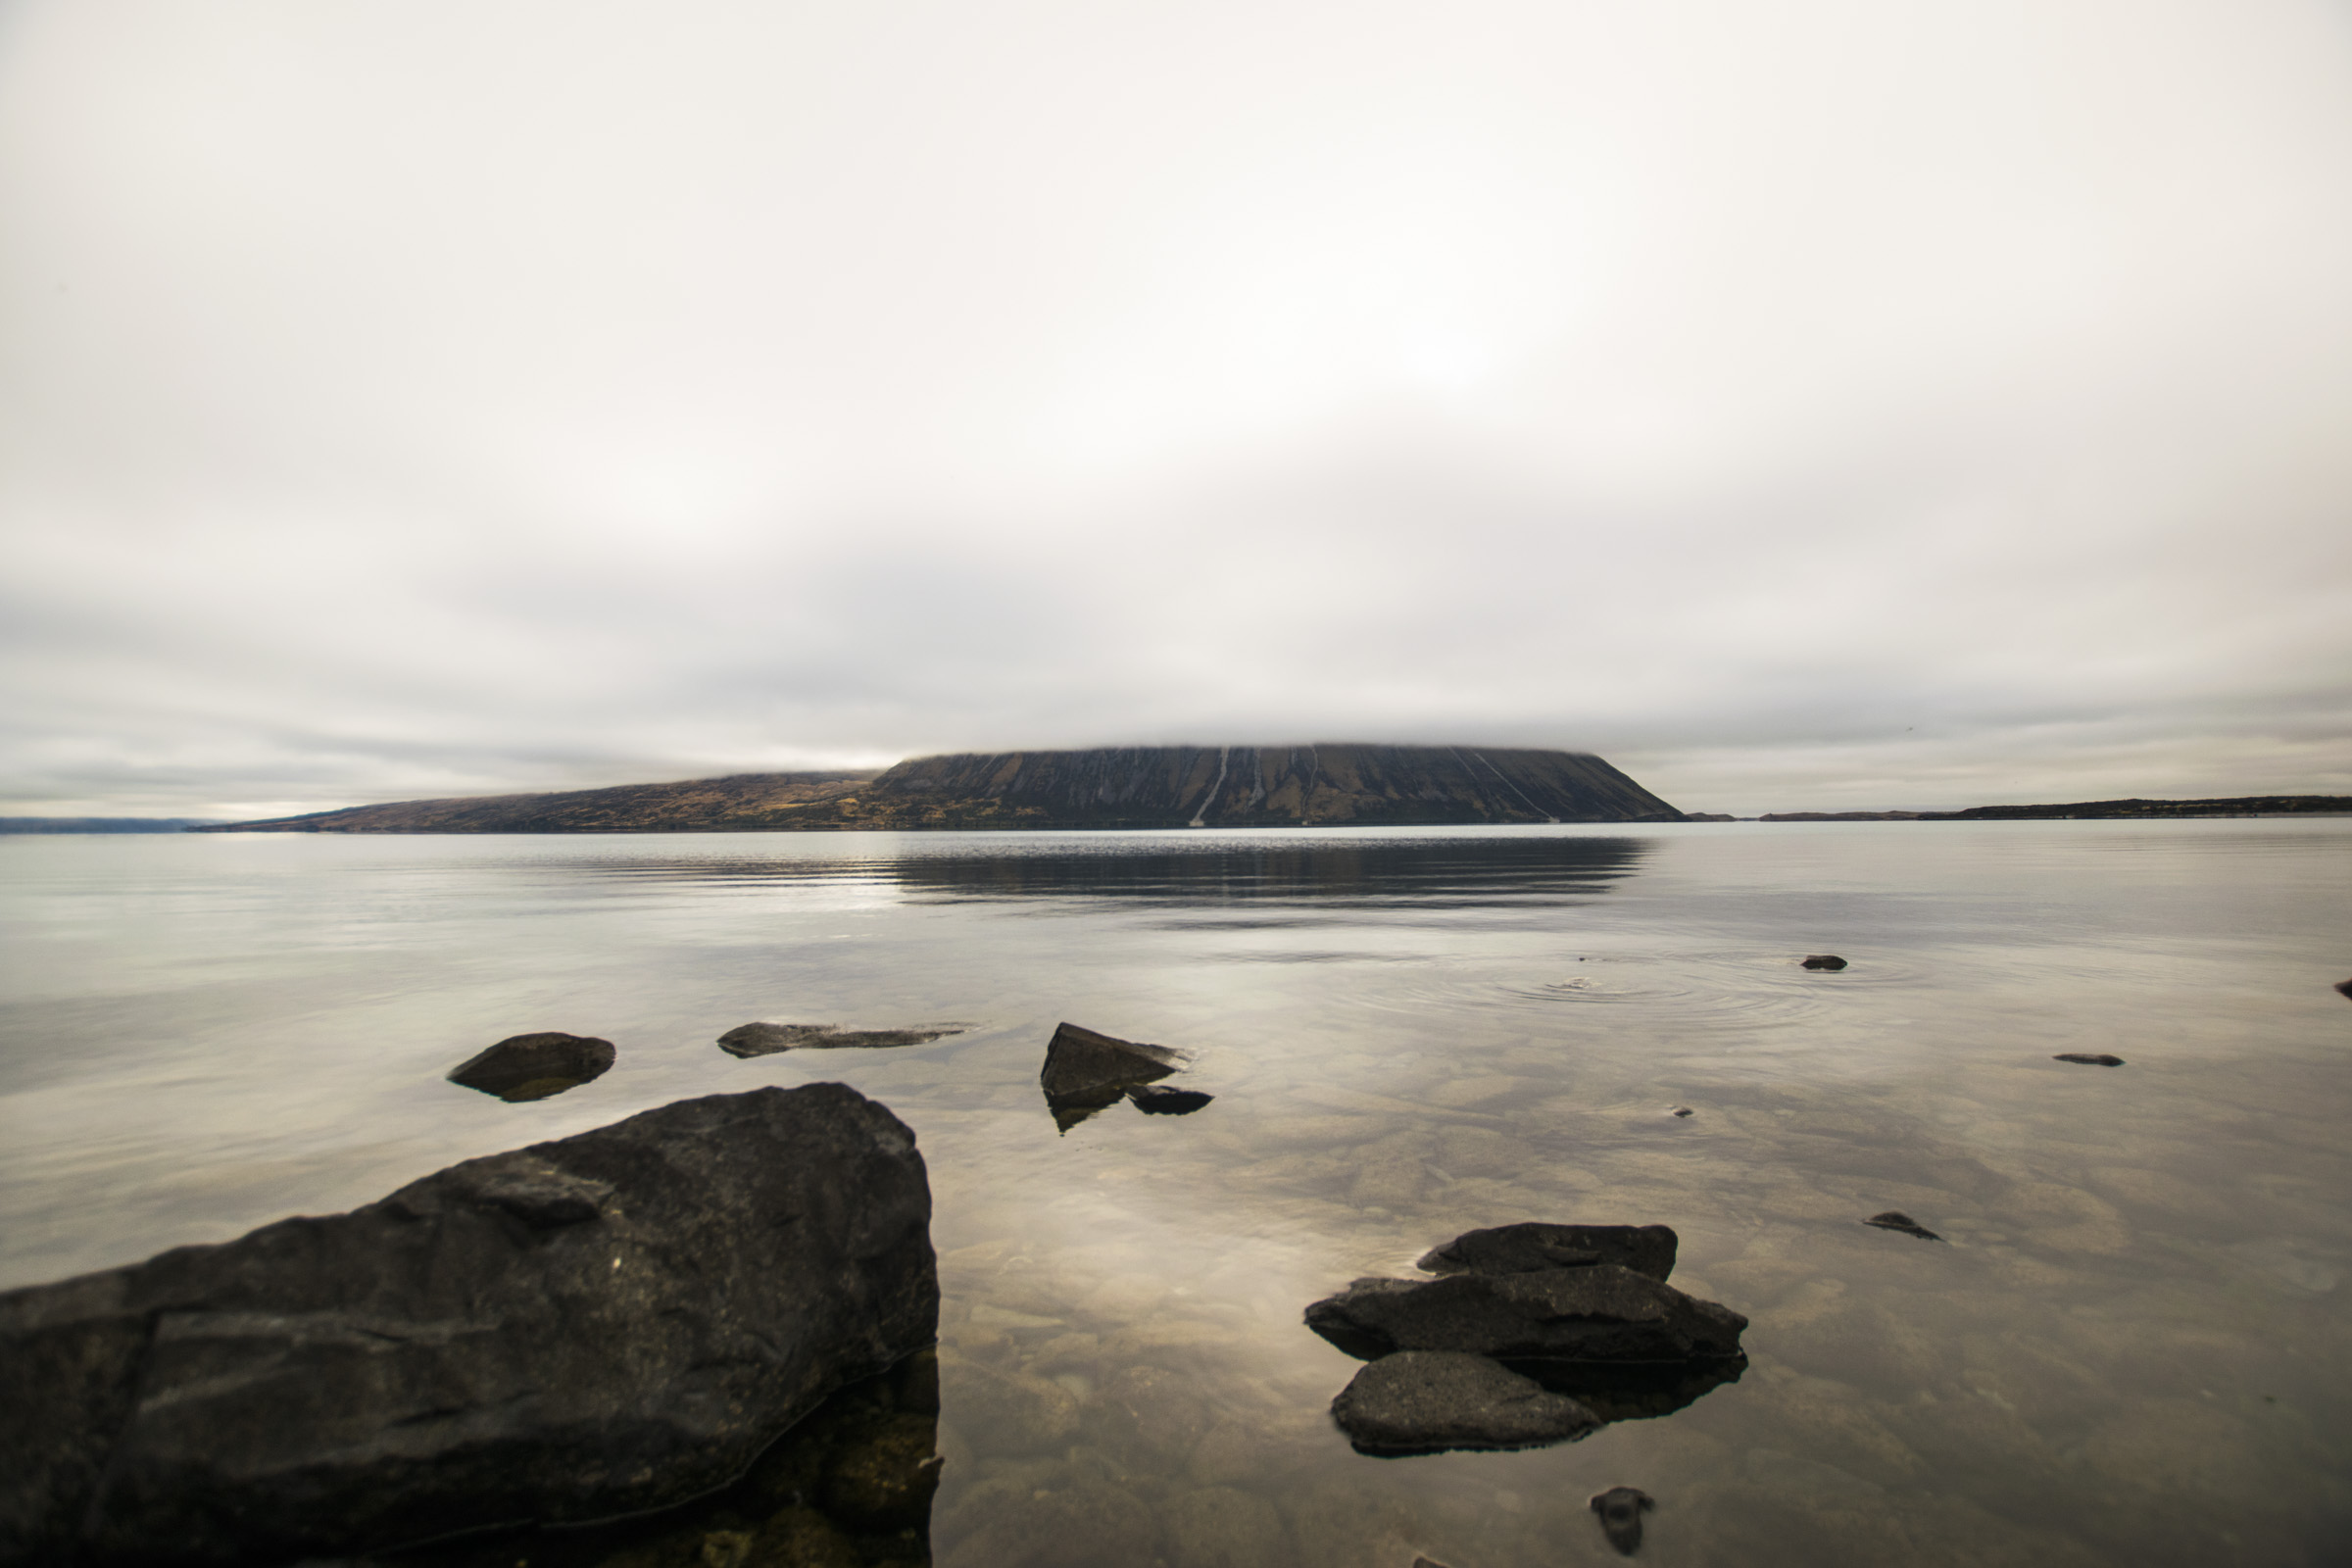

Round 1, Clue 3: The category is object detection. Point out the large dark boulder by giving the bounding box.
[1305,1266,1745,1364]
[0,1084,937,1567]
[1416,1222,1677,1282]
[445,1031,615,1102]
[1330,1351,1599,1454]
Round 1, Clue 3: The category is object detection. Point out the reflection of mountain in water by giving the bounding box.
[588,837,1651,909]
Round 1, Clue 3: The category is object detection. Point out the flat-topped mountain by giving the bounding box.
[198,745,1684,833]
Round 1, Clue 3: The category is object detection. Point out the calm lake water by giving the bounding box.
[4,821,2350,1566]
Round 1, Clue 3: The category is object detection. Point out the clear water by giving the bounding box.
[3,821,2349,1566]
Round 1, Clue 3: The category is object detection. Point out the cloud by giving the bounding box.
[3,0,2350,815]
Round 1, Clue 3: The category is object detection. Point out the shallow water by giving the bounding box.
[4,821,2350,1565]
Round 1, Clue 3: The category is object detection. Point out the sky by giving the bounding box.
[4,0,2350,818]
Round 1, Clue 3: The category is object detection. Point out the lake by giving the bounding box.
[3,820,2348,1566]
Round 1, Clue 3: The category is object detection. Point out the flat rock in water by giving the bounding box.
[1863,1210,1943,1241]
[2053,1052,2125,1067]
[1305,1265,1745,1364]
[446,1031,615,1102]
[1590,1486,1654,1555]
[0,1084,938,1567]
[1126,1085,1214,1115]
[1329,1351,1600,1454]
[1039,1021,1189,1101]
[1416,1223,1678,1283]
[718,1022,962,1057]
[1800,955,1848,970]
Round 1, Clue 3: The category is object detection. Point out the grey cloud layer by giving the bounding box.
[3,0,2349,815]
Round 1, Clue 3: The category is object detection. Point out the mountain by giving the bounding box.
[196,745,1684,833]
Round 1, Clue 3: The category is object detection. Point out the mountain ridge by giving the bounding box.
[193,745,1685,833]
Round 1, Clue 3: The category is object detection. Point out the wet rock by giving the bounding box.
[445,1031,614,1101]
[1590,1486,1653,1555]
[2335,977,2352,1001]
[718,1021,961,1056]
[1863,1210,1943,1241]
[1416,1222,1678,1283]
[1330,1351,1600,1454]
[1127,1085,1213,1115]
[1670,1106,1693,1118]
[1305,1265,1745,1364]
[0,1085,938,1567]
[1511,1353,1747,1422]
[2053,1053,2125,1067]
[1800,955,1848,970]
[1040,1021,1189,1100]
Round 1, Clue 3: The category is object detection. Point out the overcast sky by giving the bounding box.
[4,0,2350,817]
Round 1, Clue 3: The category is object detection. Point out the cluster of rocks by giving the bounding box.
[0,1084,939,1566]
[1039,1020,1214,1131]
[1306,1222,1748,1462]
[444,1018,965,1102]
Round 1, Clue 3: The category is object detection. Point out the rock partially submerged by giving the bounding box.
[1590,1486,1654,1555]
[446,1031,615,1101]
[1127,1085,1214,1115]
[2335,977,2352,1001]
[1864,1210,1943,1241]
[1800,955,1848,970]
[2054,1052,2125,1067]
[1039,1021,1189,1100]
[0,1084,938,1567]
[1330,1351,1600,1454]
[1305,1266,1746,1364]
[717,1021,962,1056]
[1416,1222,1677,1283]
[1310,1222,1743,1454]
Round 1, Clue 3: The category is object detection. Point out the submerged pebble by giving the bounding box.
[1864,1211,1944,1241]
[1590,1486,1654,1555]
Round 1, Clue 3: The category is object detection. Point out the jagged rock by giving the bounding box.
[1305,1265,1745,1364]
[2335,978,2352,1001]
[717,1021,961,1057]
[1415,1223,1678,1283]
[1127,1085,1214,1115]
[0,1085,938,1567]
[1330,1351,1600,1454]
[445,1031,614,1102]
[2053,1053,2125,1067]
[1800,955,1847,970]
[1863,1210,1942,1241]
[1040,1021,1188,1100]
[1590,1487,1654,1555]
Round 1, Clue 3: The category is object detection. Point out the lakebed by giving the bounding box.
[2,820,2348,1564]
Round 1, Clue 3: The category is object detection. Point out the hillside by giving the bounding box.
[197,745,1684,832]
[195,771,876,834]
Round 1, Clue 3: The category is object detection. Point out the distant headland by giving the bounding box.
[189,745,1687,833]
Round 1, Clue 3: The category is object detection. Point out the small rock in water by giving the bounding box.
[1329,1350,1600,1454]
[2053,1053,2125,1067]
[1800,955,1848,970]
[1670,1106,1694,1118]
[1126,1085,1214,1115]
[446,1032,615,1102]
[1590,1486,1654,1555]
[1307,1264,1744,1363]
[716,1021,961,1057]
[1863,1211,1943,1241]
[1416,1222,1678,1283]
[2334,976,2352,1000]
[1040,1021,1190,1100]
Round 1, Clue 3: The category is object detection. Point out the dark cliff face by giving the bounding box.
[858,745,1683,828]
[200,747,1681,832]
